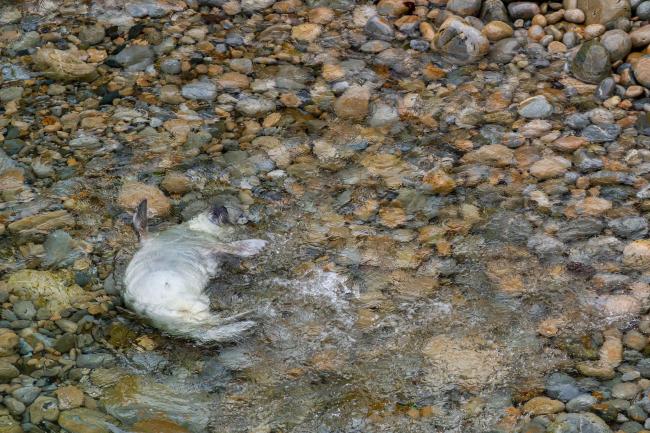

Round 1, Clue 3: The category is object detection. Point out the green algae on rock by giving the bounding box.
[5,270,91,314]
[570,40,612,84]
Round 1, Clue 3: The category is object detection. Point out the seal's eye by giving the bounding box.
[209,205,229,225]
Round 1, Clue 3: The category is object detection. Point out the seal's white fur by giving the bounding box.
[124,210,266,343]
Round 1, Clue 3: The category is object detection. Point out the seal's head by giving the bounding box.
[209,205,230,225]
[188,204,235,238]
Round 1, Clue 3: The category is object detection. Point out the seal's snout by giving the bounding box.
[209,205,229,225]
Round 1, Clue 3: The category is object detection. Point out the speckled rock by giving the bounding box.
[117,181,171,217]
[576,0,631,25]
[58,408,116,433]
[571,40,612,84]
[334,85,370,120]
[600,29,631,62]
[432,17,490,64]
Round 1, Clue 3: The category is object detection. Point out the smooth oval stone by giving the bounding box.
[571,40,612,84]
[639,1,650,20]
[507,1,540,19]
[577,0,631,25]
[600,29,632,62]
[581,124,621,142]
[566,394,598,412]
[596,77,616,100]
[488,37,520,63]
[481,0,510,23]
[447,0,482,16]
[432,17,490,64]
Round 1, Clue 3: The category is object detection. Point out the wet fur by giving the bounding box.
[124,200,267,343]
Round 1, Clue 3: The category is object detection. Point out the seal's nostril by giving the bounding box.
[209,205,229,225]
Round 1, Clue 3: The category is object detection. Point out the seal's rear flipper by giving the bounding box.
[133,199,148,241]
[220,239,267,257]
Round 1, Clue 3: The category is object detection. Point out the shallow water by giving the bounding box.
[101,148,637,433]
[1,1,649,432]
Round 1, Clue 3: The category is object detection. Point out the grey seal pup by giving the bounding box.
[123,200,267,343]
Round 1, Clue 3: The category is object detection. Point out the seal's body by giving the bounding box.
[124,201,266,343]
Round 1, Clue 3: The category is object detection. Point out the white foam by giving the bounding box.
[272,269,358,306]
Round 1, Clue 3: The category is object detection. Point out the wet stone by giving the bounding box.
[43,230,78,268]
[58,408,115,433]
[545,373,581,401]
[433,17,490,64]
[0,361,18,383]
[334,85,370,120]
[628,404,648,423]
[632,56,650,88]
[582,124,621,142]
[29,396,59,424]
[619,422,642,433]
[364,16,394,41]
[488,37,521,63]
[79,25,105,46]
[0,6,21,25]
[55,386,84,410]
[522,396,565,415]
[596,78,616,101]
[109,45,154,72]
[600,30,631,62]
[507,1,540,19]
[126,0,174,17]
[0,87,22,105]
[13,301,35,320]
[3,397,24,416]
[447,0,482,16]
[639,1,650,20]
[574,150,604,172]
[0,415,22,433]
[12,387,40,405]
[482,21,513,42]
[571,40,612,84]
[566,113,591,130]
[637,112,650,135]
[528,234,566,257]
[482,211,533,244]
[181,81,217,101]
[518,95,554,119]
[76,353,115,369]
[118,182,171,217]
[630,25,650,48]
[160,58,181,75]
[530,156,571,179]
[236,97,276,116]
[481,0,510,22]
[612,382,641,399]
[557,218,604,242]
[566,394,598,412]
[609,217,648,240]
[54,333,76,353]
[550,412,613,433]
[622,371,641,381]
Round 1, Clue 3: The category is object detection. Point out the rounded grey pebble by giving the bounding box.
[609,216,648,239]
[545,372,581,402]
[566,394,597,412]
[3,396,24,415]
[12,300,35,320]
[160,58,181,75]
[638,1,650,20]
[11,386,41,405]
[76,353,115,369]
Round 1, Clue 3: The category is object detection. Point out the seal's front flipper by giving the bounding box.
[132,199,148,241]
[218,239,268,257]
